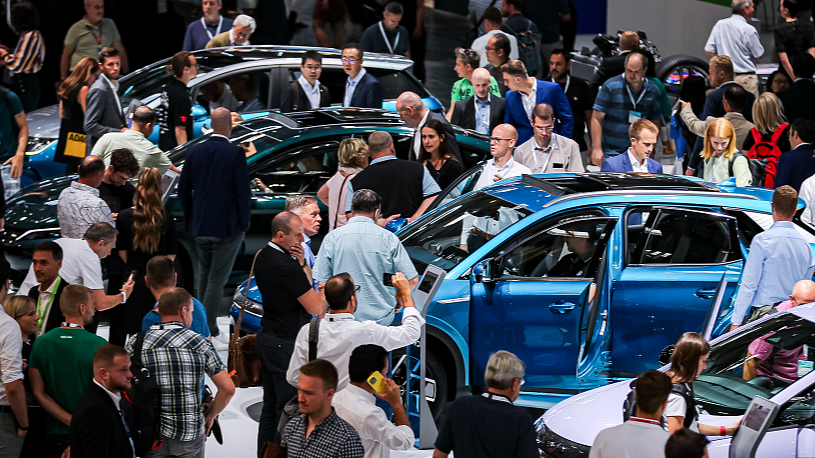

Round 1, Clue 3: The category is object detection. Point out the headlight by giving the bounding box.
[26,138,55,155]
[537,422,590,458]
[232,289,264,317]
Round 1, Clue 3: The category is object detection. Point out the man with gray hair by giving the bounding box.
[285,195,322,290]
[206,14,256,48]
[315,189,418,326]
[183,0,233,51]
[345,131,441,222]
[434,350,537,458]
[396,91,462,161]
[705,0,764,96]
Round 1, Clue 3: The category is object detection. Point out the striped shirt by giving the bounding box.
[2,30,45,74]
[593,74,662,156]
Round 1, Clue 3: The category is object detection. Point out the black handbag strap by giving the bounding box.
[308,317,320,361]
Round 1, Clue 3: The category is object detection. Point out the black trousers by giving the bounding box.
[256,331,297,451]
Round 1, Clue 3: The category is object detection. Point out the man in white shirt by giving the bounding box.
[333,344,414,458]
[589,369,672,458]
[460,123,530,252]
[286,271,424,391]
[514,103,583,173]
[705,0,764,96]
[471,6,518,67]
[0,258,28,456]
[280,50,330,113]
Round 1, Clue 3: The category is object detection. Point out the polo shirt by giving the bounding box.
[0,89,23,160]
[92,129,174,180]
[361,22,410,55]
[705,14,764,73]
[593,74,662,156]
[182,15,233,51]
[256,242,313,339]
[64,17,121,71]
[158,78,193,152]
[588,419,670,458]
[29,327,107,435]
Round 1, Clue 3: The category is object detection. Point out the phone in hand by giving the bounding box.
[367,371,387,394]
[383,273,393,287]
[127,271,136,283]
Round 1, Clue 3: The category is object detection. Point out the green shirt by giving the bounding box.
[64,17,121,71]
[451,77,502,103]
[92,129,174,181]
[29,327,107,435]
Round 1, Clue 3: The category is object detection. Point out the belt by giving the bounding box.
[735,72,756,75]
[473,228,496,240]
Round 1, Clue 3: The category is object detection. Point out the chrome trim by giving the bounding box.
[436,297,470,304]
[14,227,61,242]
[543,189,760,208]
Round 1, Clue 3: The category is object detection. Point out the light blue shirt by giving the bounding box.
[474,95,491,135]
[731,221,815,325]
[313,216,418,325]
[345,155,442,213]
[302,233,318,291]
[141,297,212,338]
[344,68,367,107]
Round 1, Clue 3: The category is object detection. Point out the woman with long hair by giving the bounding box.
[109,167,177,347]
[54,57,99,169]
[741,93,791,188]
[701,118,752,186]
[0,1,45,112]
[665,332,741,436]
[419,118,463,190]
[318,138,368,230]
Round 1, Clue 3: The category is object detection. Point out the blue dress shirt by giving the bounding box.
[731,221,815,324]
[302,234,318,291]
[474,96,491,135]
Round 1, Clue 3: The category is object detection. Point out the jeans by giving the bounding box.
[194,233,244,336]
[0,411,24,458]
[145,433,205,458]
[255,331,297,451]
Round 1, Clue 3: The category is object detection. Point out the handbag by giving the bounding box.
[228,250,263,388]
[54,89,88,166]
[276,317,320,438]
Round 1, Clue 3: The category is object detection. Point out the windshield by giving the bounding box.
[120,63,209,107]
[167,123,283,165]
[692,312,815,416]
[399,191,534,272]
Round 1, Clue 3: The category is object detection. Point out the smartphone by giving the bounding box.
[367,371,387,394]
[383,273,393,287]
[127,271,136,283]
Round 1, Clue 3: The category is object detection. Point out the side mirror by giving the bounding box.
[473,258,497,283]
[192,104,208,120]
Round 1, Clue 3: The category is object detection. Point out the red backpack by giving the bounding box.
[747,124,788,188]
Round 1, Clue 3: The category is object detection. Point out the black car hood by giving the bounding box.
[5,175,72,231]
[26,104,60,140]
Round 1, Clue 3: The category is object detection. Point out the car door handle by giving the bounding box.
[548,301,576,314]
[695,288,717,299]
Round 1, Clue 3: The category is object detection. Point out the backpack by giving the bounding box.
[622,378,696,428]
[276,317,321,438]
[746,300,784,324]
[503,19,541,76]
[746,124,788,188]
[122,332,163,456]
[728,151,766,187]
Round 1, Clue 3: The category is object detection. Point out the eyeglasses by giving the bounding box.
[484,46,496,51]
[304,65,322,71]
[490,137,513,143]
[354,285,361,292]
[341,58,358,64]
[533,125,555,133]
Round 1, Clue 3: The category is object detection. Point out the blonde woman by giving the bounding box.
[701,118,752,187]
[318,138,368,230]
[741,92,790,187]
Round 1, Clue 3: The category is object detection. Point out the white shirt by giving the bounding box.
[627,148,649,173]
[799,174,815,228]
[99,73,122,117]
[344,68,367,107]
[665,387,700,433]
[18,238,104,296]
[286,307,425,391]
[35,277,61,337]
[333,384,415,458]
[298,74,322,110]
[471,30,519,67]
[0,303,23,406]
[412,109,432,160]
[461,157,531,244]
[472,156,531,191]
[92,378,123,411]
[520,79,538,119]
[705,14,764,73]
[588,419,670,458]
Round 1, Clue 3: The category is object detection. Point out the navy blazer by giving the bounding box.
[347,72,383,109]
[70,382,134,458]
[775,144,815,192]
[601,152,663,173]
[504,79,573,145]
[177,136,251,238]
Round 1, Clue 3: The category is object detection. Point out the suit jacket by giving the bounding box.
[410,111,462,162]
[688,81,756,171]
[84,76,126,152]
[601,151,663,173]
[280,81,331,113]
[347,72,383,108]
[504,79,574,145]
[450,95,506,134]
[27,278,69,335]
[70,382,134,458]
[775,144,815,192]
[177,136,252,237]
[680,108,755,154]
[778,79,815,125]
[513,134,584,173]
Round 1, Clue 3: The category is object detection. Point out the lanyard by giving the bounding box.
[552,75,570,94]
[378,21,399,54]
[201,16,223,40]
[626,82,646,110]
[61,322,83,329]
[533,135,558,172]
[37,277,62,332]
[629,417,661,426]
[86,22,103,46]
[117,408,136,457]
[482,392,512,404]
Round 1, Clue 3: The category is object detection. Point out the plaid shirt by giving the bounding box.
[282,410,365,458]
[125,322,226,441]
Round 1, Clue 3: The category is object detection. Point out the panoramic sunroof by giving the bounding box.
[521,173,719,195]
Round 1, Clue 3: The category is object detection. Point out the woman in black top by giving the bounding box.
[109,167,178,346]
[776,0,815,81]
[54,57,98,169]
[419,118,464,190]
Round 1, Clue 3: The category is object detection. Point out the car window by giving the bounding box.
[497,218,613,279]
[459,143,489,169]
[252,142,339,194]
[435,164,484,209]
[628,208,740,265]
[723,209,767,247]
[195,70,270,114]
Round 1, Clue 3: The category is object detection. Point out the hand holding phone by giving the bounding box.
[382,273,393,287]
[127,271,136,283]
[367,371,387,394]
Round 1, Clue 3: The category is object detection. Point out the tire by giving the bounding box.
[655,54,710,107]
[392,347,449,421]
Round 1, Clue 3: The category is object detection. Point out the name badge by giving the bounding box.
[628,111,642,123]
[799,360,813,377]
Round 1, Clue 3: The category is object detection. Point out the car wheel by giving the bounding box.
[655,54,710,107]
[392,347,449,421]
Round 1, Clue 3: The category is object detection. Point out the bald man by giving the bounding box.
[450,68,507,135]
[177,107,252,337]
[58,155,116,239]
[588,31,644,94]
[396,91,462,162]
